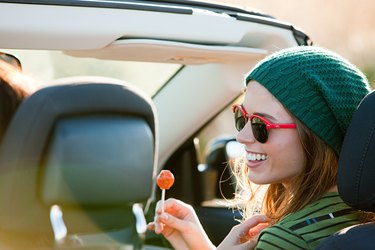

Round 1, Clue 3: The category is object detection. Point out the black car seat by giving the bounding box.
[204,135,237,200]
[316,90,375,249]
[0,77,158,249]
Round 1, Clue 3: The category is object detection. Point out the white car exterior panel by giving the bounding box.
[0,2,299,51]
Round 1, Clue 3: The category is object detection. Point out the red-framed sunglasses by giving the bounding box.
[232,104,297,143]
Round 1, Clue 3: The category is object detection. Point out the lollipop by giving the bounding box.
[157,170,175,213]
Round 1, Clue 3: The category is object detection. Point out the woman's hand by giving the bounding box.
[217,215,270,250]
[147,198,215,250]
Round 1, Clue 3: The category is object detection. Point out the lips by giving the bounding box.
[245,151,268,169]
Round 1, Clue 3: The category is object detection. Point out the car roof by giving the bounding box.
[0,0,311,166]
[0,0,311,51]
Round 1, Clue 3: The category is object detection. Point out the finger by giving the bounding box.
[242,215,270,228]
[163,198,194,218]
[153,214,162,234]
[157,212,191,233]
[238,232,250,244]
[156,198,177,214]
[147,222,155,231]
[248,222,269,237]
[155,198,179,215]
[155,200,163,215]
[238,223,268,244]
[155,221,165,234]
[239,238,257,250]
[147,219,165,235]
[236,215,270,244]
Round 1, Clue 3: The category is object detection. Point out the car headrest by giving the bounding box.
[338,91,375,212]
[0,77,158,242]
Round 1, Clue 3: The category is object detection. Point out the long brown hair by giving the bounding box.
[0,60,31,142]
[233,118,338,222]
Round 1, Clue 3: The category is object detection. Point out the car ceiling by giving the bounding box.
[0,0,304,167]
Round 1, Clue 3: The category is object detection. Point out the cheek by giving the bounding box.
[288,132,306,168]
[270,131,305,174]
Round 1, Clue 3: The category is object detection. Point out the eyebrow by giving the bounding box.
[241,104,282,122]
[253,112,277,122]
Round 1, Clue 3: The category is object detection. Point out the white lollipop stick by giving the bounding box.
[161,189,166,213]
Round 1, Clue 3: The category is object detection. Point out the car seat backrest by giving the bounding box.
[337,91,375,212]
[0,77,158,249]
[316,90,375,249]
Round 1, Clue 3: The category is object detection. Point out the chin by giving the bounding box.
[247,173,269,185]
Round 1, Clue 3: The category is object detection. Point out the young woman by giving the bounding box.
[148,46,372,249]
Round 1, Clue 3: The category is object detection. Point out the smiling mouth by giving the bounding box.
[246,152,268,161]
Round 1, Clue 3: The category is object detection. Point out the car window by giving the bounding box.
[195,95,245,207]
[2,49,181,96]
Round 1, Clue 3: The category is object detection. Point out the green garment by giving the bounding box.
[256,192,361,250]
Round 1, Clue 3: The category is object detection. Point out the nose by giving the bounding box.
[236,121,256,144]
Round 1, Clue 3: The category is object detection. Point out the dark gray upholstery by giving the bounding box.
[0,77,157,249]
[337,91,375,212]
[317,91,375,249]
[42,115,153,206]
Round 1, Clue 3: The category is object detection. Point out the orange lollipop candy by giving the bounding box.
[157,170,174,213]
[157,170,175,190]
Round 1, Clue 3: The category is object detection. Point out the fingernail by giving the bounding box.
[260,215,268,221]
[160,213,169,220]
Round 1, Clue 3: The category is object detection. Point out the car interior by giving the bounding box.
[0,0,313,249]
[0,77,158,249]
[316,91,375,249]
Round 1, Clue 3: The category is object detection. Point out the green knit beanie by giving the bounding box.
[245,46,371,154]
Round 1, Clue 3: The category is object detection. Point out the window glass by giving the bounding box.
[1,49,181,96]
[195,95,245,207]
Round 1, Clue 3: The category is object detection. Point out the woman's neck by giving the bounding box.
[327,185,338,193]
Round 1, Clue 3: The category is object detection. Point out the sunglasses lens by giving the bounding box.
[251,117,268,143]
[234,107,247,131]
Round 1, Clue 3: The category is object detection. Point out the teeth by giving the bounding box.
[247,153,267,161]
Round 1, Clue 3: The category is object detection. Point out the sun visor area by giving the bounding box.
[64,39,268,65]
